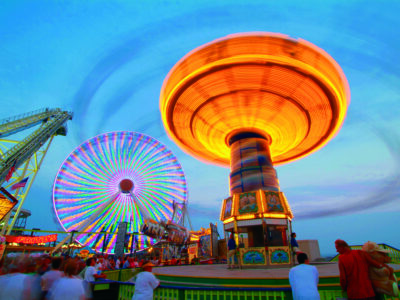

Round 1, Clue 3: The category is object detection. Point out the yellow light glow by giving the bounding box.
[263,213,287,219]
[232,194,237,215]
[236,214,256,220]
[259,190,265,212]
[223,217,235,224]
[279,192,294,219]
[220,198,226,220]
[190,227,212,238]
[160,33,350,166]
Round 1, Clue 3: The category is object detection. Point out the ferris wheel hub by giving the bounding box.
[119,178,134,193]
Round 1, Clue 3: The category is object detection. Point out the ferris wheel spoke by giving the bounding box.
[53,131,187,253]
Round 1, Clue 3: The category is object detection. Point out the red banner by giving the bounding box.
[6,234,57,244]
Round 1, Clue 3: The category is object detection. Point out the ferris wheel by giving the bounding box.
[52,131,188,253]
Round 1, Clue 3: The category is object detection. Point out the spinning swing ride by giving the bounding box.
[160,32,350,267]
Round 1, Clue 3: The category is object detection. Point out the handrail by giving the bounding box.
[0,109,73,183]
[0,108,63,138]
[116,279,292,291]
[381,243,400,253]
[0,108,48,126]
[115,280,399,300]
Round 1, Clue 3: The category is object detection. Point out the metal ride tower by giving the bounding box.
[160,33,350,268]
[0,108,73,235]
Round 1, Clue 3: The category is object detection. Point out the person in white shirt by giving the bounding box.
[41,257,63,298]
[132,261,160,300]
[289,252,320,300]
[84,257,106,282]
[48,259,91,300]
[115,257,121,269]
[95,257,105,270]
[0,272,31,300]
[0,257,40,300]
[150,256,159,266]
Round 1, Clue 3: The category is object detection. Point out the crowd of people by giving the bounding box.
[0,251,204,299]
[288,239,397,300]
[0,237,397,300]
[0,252,158,299]
[0,255,93,299]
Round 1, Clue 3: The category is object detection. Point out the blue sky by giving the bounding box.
[1,1,399,256]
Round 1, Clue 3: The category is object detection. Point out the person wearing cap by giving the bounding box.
[132,261,160,300]
[335,239,388,300]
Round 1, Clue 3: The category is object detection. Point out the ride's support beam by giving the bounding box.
[0,109,73,184]
[0,157,30,235]
[0,108,62,138]
[183,205,193,231]
[234,219,239,244]
[51,193,118,254]
[229,132,280,194]
[1,137,54,235]
[129,191,151,220]
[130,232,136,255]
[102,232,108,254]
[67,231,76,256]
[171,202,177,223]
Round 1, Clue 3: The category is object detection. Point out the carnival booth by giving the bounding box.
[189,224,219,263]
[221,190,293,268]
[1,233,57,258]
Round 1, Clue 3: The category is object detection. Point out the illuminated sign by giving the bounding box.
[5,234,57,244]
[79,249,90,259]
[0,188,18,222]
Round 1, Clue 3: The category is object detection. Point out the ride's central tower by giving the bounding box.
[160,32,350,267]
[229,132,279,194]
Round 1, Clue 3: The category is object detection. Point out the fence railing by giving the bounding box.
[0,108,48,126]
[114,282,400,300]
[102,266,400,300]
[103,268,139,282]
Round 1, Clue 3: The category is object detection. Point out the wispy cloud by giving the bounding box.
[292,124,400,219]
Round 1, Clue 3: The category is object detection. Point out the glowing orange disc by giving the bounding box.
[160,33,350,166]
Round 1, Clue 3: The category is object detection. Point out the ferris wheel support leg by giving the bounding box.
[184,205,193,231]
[51,193,118,254]
[129,191,151,220]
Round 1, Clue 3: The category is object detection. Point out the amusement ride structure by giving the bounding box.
[0,108,73,236]
[160,33,350,267]
[52,131,189,254]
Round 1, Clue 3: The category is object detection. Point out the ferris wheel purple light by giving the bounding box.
[52,131,188,253]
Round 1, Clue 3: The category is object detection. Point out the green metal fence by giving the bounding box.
[103,267,400,300]
[104,268,138,282]
[382,244,400,264]
[116,283,400,300]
